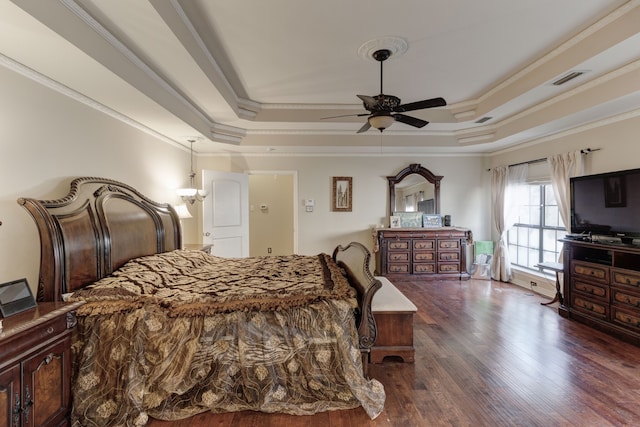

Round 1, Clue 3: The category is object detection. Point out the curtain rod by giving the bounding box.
[487,147,600,171]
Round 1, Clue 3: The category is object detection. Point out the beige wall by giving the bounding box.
[488,114,640,175]
[0,65,190,293]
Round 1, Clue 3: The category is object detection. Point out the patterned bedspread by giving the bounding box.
[69,250,385,426]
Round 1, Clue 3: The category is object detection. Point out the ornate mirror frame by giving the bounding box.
[388,164,443,216]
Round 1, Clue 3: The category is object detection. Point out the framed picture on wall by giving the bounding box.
[332,177,352,212]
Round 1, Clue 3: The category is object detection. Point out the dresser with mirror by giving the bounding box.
[376,164,471,280]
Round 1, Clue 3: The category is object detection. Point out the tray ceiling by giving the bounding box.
[1,0,639,155]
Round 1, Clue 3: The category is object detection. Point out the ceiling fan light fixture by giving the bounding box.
[369,114,395,132]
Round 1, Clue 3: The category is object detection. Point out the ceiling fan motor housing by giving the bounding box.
[372,49,392,62]
[371,95,401,111]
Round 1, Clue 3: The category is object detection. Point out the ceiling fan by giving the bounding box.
[326,49,446,133]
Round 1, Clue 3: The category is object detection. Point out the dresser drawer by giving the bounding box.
[414,251,435,262]
[571,279,608,302]
[611,268,640,291]
[571,261,609,284]
[439,251,460,262]
[387,239,410,251]
[611,306,640,333]
[414,263,436,274]
[571,294,608,320]
[438,263,460,273]
[388,252,409,262]
[438,240,460,250]
[0,313,69,362]
[611,287,640,310]
[413,240,435,250]
[388,263,410,274]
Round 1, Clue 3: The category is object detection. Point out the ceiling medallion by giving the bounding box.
[358,36,408,62]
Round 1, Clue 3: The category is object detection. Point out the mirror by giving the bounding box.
[388,164,442,216]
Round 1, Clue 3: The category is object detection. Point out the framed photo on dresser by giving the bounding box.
[423,214,442,228]
[0,278,36,317]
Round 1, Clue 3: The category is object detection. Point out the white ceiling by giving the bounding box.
[1,0,639,155]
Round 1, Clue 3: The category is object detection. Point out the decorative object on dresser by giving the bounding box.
[560,239,640,346]
[423,214,442,228]
[394,211,423,228]
[0,278,36,317]
[0,301,83,427]
[376,228,472,280]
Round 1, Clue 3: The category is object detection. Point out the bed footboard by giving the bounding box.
[332,242,382,376]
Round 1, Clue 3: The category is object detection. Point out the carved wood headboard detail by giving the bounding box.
[18,177,181,302]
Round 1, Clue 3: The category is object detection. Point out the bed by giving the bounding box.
[18,177,385,426]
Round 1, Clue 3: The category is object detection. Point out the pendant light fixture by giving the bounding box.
[176,139,207,204]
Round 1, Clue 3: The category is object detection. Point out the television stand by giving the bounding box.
[561,239,640,346]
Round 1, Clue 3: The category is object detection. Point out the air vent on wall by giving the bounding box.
[475,116,492,124]
[552,71,587,86]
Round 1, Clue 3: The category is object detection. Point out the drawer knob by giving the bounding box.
[46,326,54,335]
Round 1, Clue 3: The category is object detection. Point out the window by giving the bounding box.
[508,183,566,270]
[404,194,416,211]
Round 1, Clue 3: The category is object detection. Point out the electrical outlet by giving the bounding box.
[267,247,272,254]
[530,281,537,287]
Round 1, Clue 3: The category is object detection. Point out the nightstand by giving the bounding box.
[0,301,83,427]
[183,243,213,254]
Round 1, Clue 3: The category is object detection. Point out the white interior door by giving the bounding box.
[202,170,249,257]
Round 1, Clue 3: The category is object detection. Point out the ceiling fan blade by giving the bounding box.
[394,113,428,128]
[356,121,371,133]
[357,94,379,110]
[393,97,446,112]
[321,113,369,120]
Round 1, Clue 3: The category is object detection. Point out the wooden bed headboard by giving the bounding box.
[18,177,181,302]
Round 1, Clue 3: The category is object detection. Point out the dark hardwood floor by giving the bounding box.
[148,279,640,427]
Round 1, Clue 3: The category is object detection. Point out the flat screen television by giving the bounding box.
[570,167,640,244]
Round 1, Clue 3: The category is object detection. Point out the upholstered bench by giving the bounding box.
[370,276,417,363]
